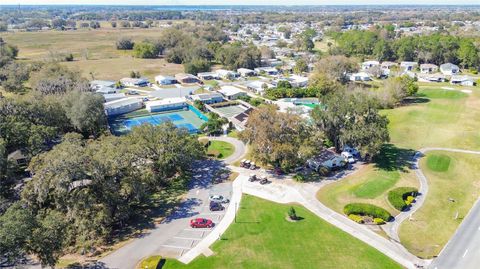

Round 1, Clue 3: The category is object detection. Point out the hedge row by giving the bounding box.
[344,203,392,222]
[388,187,419,211]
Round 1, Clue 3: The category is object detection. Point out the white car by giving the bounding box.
[343,146,360,157]
[341,152,356,164]
[209,195,229,204]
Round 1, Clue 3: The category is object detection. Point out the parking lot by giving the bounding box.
[101,159,233,268]
[156,171,232,258]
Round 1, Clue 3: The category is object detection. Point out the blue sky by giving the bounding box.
[1,0,479,5]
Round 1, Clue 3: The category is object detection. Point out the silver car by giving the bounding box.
[209,195,229,204]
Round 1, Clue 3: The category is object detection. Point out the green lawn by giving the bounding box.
[317,145,418,214]
[318,86,480,255]
[382,88,480,150]
[426,154,451,172]
[207,141,235,159]
[399,151,480,258]
[161,195,402,269]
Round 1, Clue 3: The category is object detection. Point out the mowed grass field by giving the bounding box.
[1,28,184,80]
[383,88,480,150]
[162,195,402,269]
[317,86,480,255]
[399,151,480,258]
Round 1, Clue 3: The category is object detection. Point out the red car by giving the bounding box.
[190,218,214,228]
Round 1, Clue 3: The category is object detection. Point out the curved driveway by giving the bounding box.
[206,136,247,165]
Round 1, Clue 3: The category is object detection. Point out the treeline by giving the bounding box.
[123,25,261,74]
[1,124,204,266]
[332,30,480,68]
[71,11,184,21]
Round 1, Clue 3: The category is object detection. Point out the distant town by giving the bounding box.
[0,4,480,269]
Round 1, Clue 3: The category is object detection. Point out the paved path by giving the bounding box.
[233,173,428,269]
[385,148,480,251]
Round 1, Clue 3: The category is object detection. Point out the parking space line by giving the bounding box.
[173,236,202,241]
[184,228,212,232]
[160,245,192,250]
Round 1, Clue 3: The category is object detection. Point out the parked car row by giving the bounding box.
[240,159,258,170]
[248,174,270,185]
[190,194,231,228]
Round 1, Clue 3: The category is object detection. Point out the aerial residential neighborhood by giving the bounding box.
[1,2,480,269]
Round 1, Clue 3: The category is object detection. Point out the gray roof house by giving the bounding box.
[440,63,460,75]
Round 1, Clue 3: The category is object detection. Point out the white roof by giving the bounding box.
[103,93,126,99]
[190,92,223,101]
[351,72,371,77]
[218,86,245,96]
[451,75,474,82]
[237,68,255,73]
[289,75,309,83]
[247,81,274,88]
[155,75,175,80]
[440,63,459,70]
[362,60,380,65]
[104,97,143,109]
[146,97,186,107]
[400,61,418,66]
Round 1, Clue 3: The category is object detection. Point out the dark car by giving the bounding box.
[209,201,224,211]
[190,218,214,228]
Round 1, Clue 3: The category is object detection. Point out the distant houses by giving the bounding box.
[197,72,220,81]
[361,60,380,70]
[103,93,126,103]
[246,81,274,95]
[216,69,239,79]
[400,61,418,71]
[450,75,476,86]
[175,73,202,84]
[188,92,224,104]
[237,68,256,77]
[254,67,279,76]
[349,72,372,82]
[120,78,149,87]
[218,86,247,100]
[420,64,438,74]
[440,63,460,76]
[155,75,177,85]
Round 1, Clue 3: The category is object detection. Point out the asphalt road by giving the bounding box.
[429,199,480,269]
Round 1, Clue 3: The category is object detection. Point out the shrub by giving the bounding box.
[207,149,221,158]
[343,203,392,222]
[140,255,162,269]
[373,218,385,225]
[288,207,297,220]
[388,187,419,211]
[293,174,305,182]
[116,37,135,50]
[348,214,364,224]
